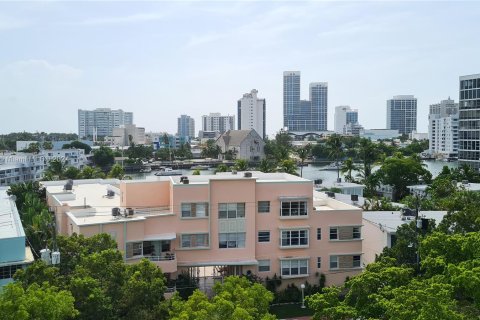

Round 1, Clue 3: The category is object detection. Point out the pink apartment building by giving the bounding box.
[44,172,363,288]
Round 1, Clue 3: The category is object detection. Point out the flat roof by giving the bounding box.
[0,188,25,240]
[44,179,172,226]
[363,211,447,232]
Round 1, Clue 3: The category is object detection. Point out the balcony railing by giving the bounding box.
[146,253,176,261]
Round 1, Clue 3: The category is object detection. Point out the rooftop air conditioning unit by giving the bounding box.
[314,179,322,185]
[112,207,121,217]
[107,190,115,197]
[180,176,188,183]
[351,194,359,202]
[326,191,335,198]
[182,178,189,184]
[244,172,252,178]
[127,208,134,216]
[232,170,237,175]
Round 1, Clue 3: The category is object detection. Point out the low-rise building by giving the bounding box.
[359,129,400,141]
[108,124,146,146]
[44,172,363,288]
[0,188,34,287]
[216,129,265,161]
[362,210,446,265]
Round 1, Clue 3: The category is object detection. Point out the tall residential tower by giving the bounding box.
[283,71,328,132]
[177,115,195,139]
[386,95,417,135]
[237,89,266,139]
[428,98,458,158]
[201,113,235,134]
[458,74,480,169]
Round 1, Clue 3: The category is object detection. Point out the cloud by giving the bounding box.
[79,12,164,26]
[2,59,83,80]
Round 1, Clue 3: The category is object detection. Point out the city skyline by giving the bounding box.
[1,1,479,136]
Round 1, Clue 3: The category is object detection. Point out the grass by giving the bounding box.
[269,303,314,319]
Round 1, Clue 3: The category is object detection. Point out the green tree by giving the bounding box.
[201,139,221,159]
[93,146,115,167]
[258,158,276,173]
[340,157,357,182]
[325,134,344,180]
[234,159,249,171]
[62,140,92,154]
[279,159,298,175]
[22,142,40,153]
[108,164,130,180]
[356,138,377,179]
[215,164,229,173]
[44,158,67,180]
[192,169,201,175]
[376,154,432,201]
[295,144,311,177]
[64,166,81,179]
[0,282,78,320]
[169,276,275,320]
[42,141,53,150]
[79,166,105,179]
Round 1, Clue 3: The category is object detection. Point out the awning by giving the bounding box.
[143,233,176,241]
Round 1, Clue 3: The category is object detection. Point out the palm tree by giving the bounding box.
[234,159,249,171]
[45,159,67,180]
[295,144,312,177]
[325,134,344,181]
[279,159,298,175]
[258,158,276,173]
[341,158,357,182]
[357,138,377,179]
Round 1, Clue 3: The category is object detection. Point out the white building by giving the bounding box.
[428,98,459,158]
[201,113,235,134]
[216,129,265,161]
[359,129,400,141]
[78,108,133,139]
[334,106,359,134]
[362,210,446,265]
[0,149,89,187]
[237,89,266,139]
[110,124,146,147]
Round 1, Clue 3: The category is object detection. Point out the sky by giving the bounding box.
[0,1,479,137]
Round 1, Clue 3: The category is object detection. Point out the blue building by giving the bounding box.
[152,134,190,150]
[386,95,417,135]
[283,71,328,132]
[0,188,34,288]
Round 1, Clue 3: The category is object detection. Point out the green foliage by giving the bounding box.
[108,163,130,180]
[192,169,201,175]
[340,158,357,182]
[279,159,298,175]
[21,142,40,153]
[234,159,249,171]
[62,140,92,154]
[201,139,221,159]
[325,134,344,179]
[126,144,154,160]
[214,163,230,173]
[0,282,78,320]
[92,146,115,167]
[169,276,275,320]
[257,158,276,173]
[376,154,432,201]
[79,166,105,179]
[264,131,292,162]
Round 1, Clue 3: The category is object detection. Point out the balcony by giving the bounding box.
[127,253,177,273]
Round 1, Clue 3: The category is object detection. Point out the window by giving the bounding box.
[258,260,270,272]
[0,264,24,280]
[353,227,361,239]
[258,231,270,242]
[353,255,361,268]
[181,234,209,248]
[280,201,307,217]
[219,203,245,219]
[281,229,308,247]
[317,257,322,269]
[219,232,246,248]
[281,259,309,276]
[330,256,338,269]
[181,203,209,218]
[317,228,322,240]
[126,242,143,258]
[258,201,270,213]
[329,227,338,240]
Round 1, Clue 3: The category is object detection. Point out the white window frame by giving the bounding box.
[330,255,338,269]
[280,259,309,277]
[317,257,322,269]
[280,200,308,217]
[280,229,309,248]
[181,202,209,218]
[219,203,245,219]
[219,232,246,248]
[258,259,270,272]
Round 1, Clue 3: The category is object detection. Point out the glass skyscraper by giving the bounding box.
[283,71,328,132]
[458,74,480,169]
[386,95,417,135]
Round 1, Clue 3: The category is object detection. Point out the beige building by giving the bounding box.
[44,172,363,289]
